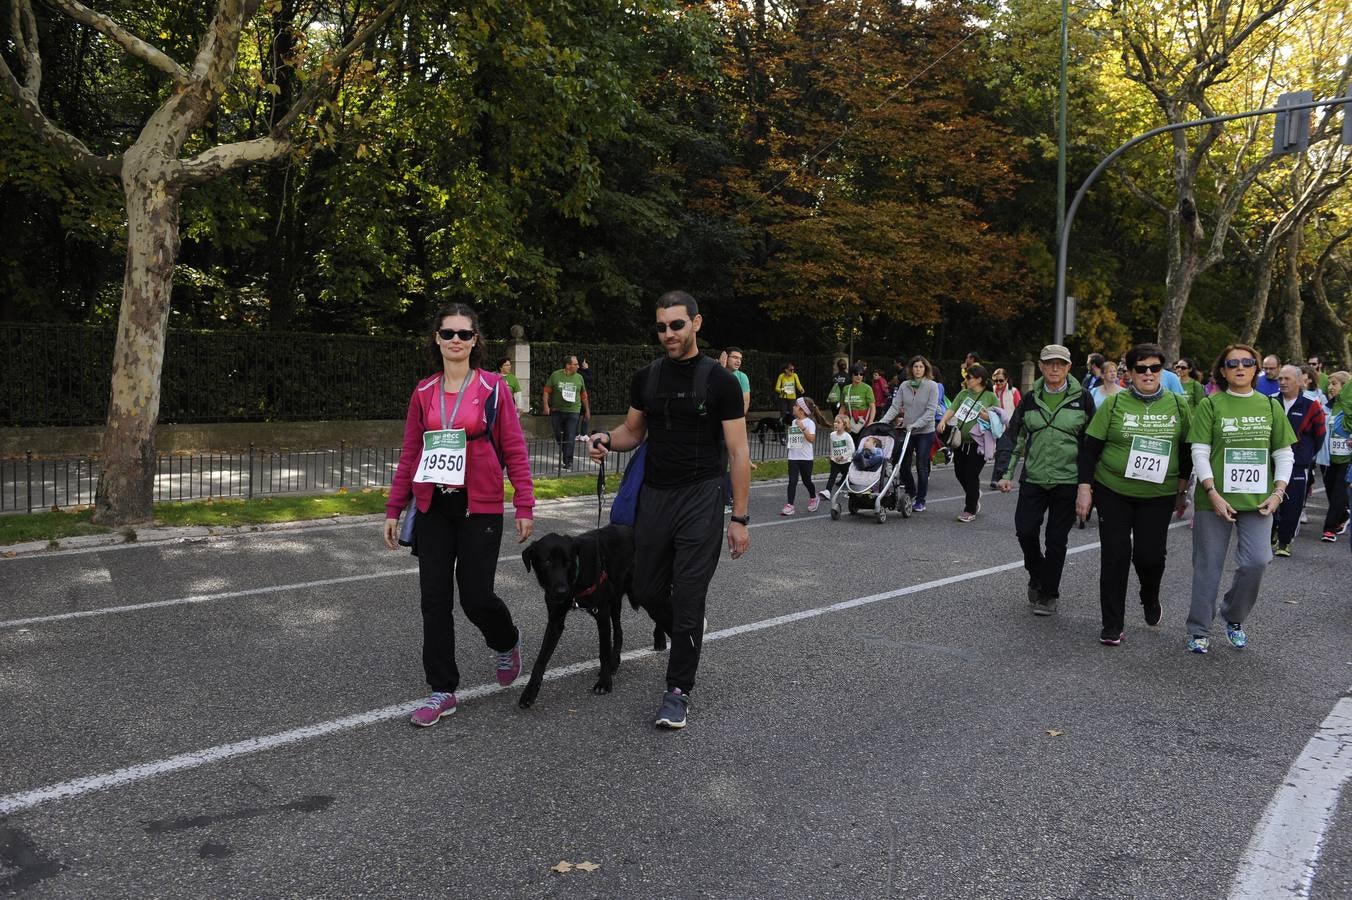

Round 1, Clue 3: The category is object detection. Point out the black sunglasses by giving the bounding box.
[654,319,688,333]
[1224,358,1258,369]
[1132,363,1164,374]
[438,328,476,341]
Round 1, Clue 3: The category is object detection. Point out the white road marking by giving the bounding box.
[1229,694,1352,900]
[1,492,978,629]
[0,529,1129,816]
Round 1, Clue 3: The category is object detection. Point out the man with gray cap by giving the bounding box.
[994,344,1097,615]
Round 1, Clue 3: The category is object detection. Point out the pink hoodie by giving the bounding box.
[386,370,536,520]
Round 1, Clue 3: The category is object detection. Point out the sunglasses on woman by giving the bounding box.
[654,319,688,333]
[438,328,476,341]
[1223,358,1258,369]
[992,378,1006,384]
[1132,363,1163,374]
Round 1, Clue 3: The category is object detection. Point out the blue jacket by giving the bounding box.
[1282,394,1326,467]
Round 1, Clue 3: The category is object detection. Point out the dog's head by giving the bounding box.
[521,533,579,604]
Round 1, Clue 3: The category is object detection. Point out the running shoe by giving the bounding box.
[410,691,457,727]
[780,504,796,516]
[1187,636,1210,654]
[1099,628,1124,646]
[1339,522,1348,536]
[913,500,926,512]
[1300,513,1309,524]
[819,490,831,501]
[988,481,999,491]
[1143,599,1162,627]
[654,688,688,729]
[807,497,821,513]
[957,511,976,523]
[1027,578,1042,605]
[494,630,522,685]
[1274,543,1291,557]
[1032,596,1057,616]
[1225,622,1247,649]
[1322,531,1337,543]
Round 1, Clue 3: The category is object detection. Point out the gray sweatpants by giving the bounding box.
[1188,509,1274,638]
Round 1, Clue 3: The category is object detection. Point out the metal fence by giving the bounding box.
[1,434,820,513]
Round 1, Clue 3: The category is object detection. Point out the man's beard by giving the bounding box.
[666,331,696,359]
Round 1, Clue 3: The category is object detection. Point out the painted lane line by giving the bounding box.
[1229,694,1352,900]
[1,493,974,629]
[0,531,1131,816]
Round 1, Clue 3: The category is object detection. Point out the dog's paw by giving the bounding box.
[591,678,613,695]
[518,686,539,709]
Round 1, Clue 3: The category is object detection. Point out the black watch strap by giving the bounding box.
[730,514,750,526]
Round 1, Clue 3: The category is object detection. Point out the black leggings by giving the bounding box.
[1324,462,1349,533]
[1094,485,1174,631]
[952,443,985,514]
[824,461,850,495]
[788,459,816,504]
[414,489,517,693]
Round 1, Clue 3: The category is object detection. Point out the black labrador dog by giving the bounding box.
[519,524,667,709]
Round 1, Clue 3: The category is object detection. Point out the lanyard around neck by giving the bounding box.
[439,370,475,431]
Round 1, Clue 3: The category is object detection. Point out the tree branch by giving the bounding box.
[177,134,290,183]
[47,0,190,85]
[271,0,403,135]
[12,0,41,93]
[0,50,122,176]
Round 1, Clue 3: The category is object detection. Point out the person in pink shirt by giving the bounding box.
[384,303,536,728]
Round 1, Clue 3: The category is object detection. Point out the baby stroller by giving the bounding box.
[829,422,915,524]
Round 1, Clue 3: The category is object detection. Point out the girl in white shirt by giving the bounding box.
[783,397,829,515]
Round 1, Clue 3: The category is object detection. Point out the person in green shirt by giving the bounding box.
[840,364,875,433]
[496,357,524,416]
[1172,357,1206,408]
[1078,343,1192,646]
[542,355,590,470]
[1184,343,1296,655]
[938,364,997,522]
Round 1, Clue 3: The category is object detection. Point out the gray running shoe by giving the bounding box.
[654,688,688,729]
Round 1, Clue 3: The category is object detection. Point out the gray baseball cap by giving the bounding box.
[1039,344,1073,363]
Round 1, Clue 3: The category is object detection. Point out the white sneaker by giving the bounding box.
[819,490,831,500]
[1300,513,1309,524]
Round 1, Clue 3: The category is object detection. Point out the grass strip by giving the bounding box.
[0,457,833,546]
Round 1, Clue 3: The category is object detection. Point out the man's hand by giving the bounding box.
[383,518,399,551]
[587,433,610,462]
[998,479,1012,493]
[515,518,534,542]
[1074,484,1093,521]
[727,521,750,559]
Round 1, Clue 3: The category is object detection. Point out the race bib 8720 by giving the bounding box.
[1222,447,1268,495]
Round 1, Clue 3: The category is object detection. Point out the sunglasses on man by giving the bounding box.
[654,319,688,333]
[437,329,476,341]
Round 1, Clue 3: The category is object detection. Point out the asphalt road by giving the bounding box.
[1,474,1349,898]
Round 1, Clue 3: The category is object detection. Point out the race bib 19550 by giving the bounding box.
[413,429,467,486]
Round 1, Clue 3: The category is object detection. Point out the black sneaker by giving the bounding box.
[654,688,688,729]
[1032,596,1057,617]
[1027,578,1041,605]
[1099,628,1124,646]
[1143,598,1162,627]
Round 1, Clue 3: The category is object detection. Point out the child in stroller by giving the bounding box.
[829,422,914,523]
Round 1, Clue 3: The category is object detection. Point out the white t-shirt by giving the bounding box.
[828,430,855,464]
[787,417,816,461]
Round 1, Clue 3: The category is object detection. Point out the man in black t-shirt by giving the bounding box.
[588,290,751,730]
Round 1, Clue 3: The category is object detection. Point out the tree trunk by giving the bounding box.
[1282,228,1303,361]
[1156,176,1203,362]
[1239,241,1281,345]
[1310,258,1351,368]
[93,161,182,525]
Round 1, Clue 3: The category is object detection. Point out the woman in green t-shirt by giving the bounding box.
[938,364,997,522]
[1184,343,1297,655]
[1173,357,1206,408]
[496,357,524,415]
[1077,343,1192,646]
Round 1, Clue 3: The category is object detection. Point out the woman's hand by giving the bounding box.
[1075,484,1093,521]
[515,517,534,543]
[1257,492,1283,517]
[383,517,399,551]
[1174,491,1189,519]
[1211,491,1238,523]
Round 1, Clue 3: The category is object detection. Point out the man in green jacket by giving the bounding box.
[995,344,1098,616]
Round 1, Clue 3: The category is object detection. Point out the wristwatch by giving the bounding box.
[730,514,750,526]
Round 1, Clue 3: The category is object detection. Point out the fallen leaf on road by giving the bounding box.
[1046,730,1064,737]
[551,861,574,874]
[575,862,601,873]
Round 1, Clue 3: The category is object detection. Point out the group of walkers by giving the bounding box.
[380,291,1343,735]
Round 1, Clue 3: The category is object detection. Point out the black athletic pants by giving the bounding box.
[824,461,850,495]
[414,489,517,693]
[952,443,985,514]
[634,478,725,694]
[1323,462,1349,533]
[1274,467,1310,544]
[1094,485,1174,632]
[787,459,816,505]
[1014,482,1078,600]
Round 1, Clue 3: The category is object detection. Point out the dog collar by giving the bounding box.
[573,569,609,602]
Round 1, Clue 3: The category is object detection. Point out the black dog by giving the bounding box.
[519,525,667,709]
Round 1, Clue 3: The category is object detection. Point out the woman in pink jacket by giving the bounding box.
[383,303,536,728]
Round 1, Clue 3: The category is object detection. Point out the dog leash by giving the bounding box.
[592,436,606,528]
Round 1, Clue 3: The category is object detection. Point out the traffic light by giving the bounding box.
[1342,93,1352,145]
[1273,91,1313,155]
